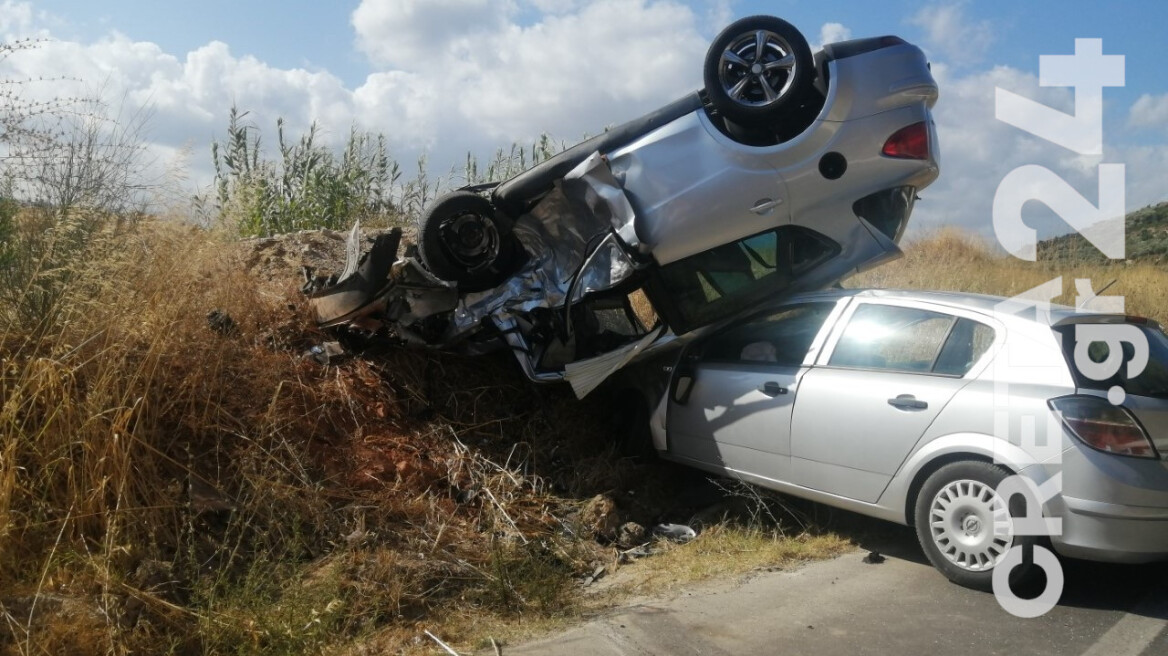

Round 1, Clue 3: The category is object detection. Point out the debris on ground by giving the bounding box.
[242,226,414,284]
[205,308,238,336]
[863,551,886,564]
[301,340,346,365]
[652,523,697,543]
[616,521,647,548]
[580,493,623,542]
[617,543,654,564]
[581,564,607,587]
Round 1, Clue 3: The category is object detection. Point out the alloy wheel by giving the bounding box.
[717,30,799,108]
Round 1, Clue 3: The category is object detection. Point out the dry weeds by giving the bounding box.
[5,223,1138,654]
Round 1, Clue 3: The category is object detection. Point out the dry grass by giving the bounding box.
[0,217,621,654]
[5,214,825,655]
[614,527,851,597]
[850,227,1168,321]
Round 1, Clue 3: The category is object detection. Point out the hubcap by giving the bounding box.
[929,479,1013,572]
[718,29,798,107]
[441,211,500,270]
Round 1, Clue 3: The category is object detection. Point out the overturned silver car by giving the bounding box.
[307,16,941,397]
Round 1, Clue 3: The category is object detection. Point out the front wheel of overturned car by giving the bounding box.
[418,191,524,292]
[703,15,814,127]
[914,461,1038,592]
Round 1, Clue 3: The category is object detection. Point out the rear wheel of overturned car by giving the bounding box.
[914,461,1038,592]
[418,191,523,292]
[703,15,814,126]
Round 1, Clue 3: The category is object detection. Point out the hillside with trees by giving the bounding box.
[1037,202,1168,264]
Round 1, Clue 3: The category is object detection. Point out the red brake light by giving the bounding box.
[1049,396,1158,459]
[882,121,930,160]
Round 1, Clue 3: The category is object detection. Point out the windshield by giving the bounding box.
[1054,322,1168,398]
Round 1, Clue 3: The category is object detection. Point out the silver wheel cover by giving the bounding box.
[929,479,1014,572]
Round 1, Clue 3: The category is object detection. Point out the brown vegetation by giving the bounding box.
[850,227,1168,323]
[0,213,828,655]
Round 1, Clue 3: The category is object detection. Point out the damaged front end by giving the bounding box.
[306,153,663,397]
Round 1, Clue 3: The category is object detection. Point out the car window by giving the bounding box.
[933,318,995,376]
[1054,322,1168,398]
[651,227,837,334]
[830,304,974,374]
[701,302,835,366]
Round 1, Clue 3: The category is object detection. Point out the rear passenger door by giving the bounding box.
[789,301,996,503]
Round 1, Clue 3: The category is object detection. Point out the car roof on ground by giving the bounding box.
[782,288,1118,326]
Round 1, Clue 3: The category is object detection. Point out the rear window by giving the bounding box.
[647,226,837,334]
[1054,322,1168,399]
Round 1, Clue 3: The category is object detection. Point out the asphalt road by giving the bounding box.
[504,523,1168,656]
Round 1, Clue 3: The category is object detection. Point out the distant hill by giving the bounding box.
[1038,202,1168,264]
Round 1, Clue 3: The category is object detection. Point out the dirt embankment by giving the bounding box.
[5,222,794,656]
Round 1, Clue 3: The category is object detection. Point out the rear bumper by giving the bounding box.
[1050,495,1168,564]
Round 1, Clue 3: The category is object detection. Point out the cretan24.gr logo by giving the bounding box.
[990,39,1143,619]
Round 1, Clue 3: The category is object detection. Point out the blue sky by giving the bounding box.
[7,0,1168,237]
[30,0,1168,103]
[31,2,1168,100]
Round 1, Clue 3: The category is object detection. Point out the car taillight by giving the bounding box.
[1049,396,1159,459]
[882,122,930,160]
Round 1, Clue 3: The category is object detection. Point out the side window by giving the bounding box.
[651,226,838,334]
[933,318,995,376]
[830,304,994,376]
[701,302,835,366]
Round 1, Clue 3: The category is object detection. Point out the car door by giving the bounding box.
[789,301,996,503]
[666,300,843,483]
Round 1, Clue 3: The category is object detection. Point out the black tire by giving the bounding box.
[418,191,523,291]
[914,461,1039,592]
[703,15,814,126]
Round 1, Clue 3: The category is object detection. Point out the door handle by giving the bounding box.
[750,198,782,215]
[888,395,927,410]
[760,381,788,397]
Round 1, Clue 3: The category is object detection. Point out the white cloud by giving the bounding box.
[909,2,994,67]
[351,0,515,69]
[525,0,582,14]
[818,22,852,48]
[348,0,706,148]
[909,62,1167,240]
[0,0,37,38]
[1129,93,1168,130]
[1,0,705,195]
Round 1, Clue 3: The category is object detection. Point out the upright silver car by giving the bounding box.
[649,288,1168,588]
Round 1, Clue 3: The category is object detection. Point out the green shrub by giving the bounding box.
[211,107,402,237]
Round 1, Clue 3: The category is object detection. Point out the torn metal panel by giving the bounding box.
[564,325,664,398]
[570,232,637,304]
[309,227,401,328]
[560,151,643,255]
